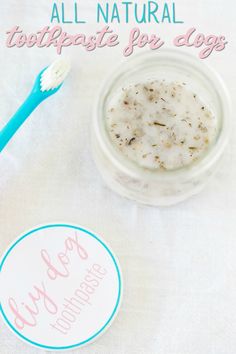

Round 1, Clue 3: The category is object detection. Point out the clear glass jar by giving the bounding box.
[92,49,231,206]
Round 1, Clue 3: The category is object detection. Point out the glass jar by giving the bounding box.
[92,49,231,206]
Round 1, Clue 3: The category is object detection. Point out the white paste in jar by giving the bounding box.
[106,80,218,170]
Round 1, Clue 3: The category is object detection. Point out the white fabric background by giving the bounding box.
[0,1,236,353]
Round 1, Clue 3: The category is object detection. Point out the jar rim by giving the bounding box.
[93,49,231,181]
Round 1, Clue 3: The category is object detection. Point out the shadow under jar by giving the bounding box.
[92,50,231,206]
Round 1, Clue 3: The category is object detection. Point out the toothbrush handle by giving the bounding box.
[0,92,42,152]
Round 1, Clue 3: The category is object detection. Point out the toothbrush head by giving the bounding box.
[40,58,71,92]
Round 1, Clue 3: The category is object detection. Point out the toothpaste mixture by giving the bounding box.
[106,80,218,170]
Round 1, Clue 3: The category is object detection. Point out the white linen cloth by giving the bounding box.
[0,1,236,353]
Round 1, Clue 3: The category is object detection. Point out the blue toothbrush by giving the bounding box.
[0,58,70,152]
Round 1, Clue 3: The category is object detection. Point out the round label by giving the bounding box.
[0,224,122,351]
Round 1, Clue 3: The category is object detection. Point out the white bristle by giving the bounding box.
[40,58,70,92]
